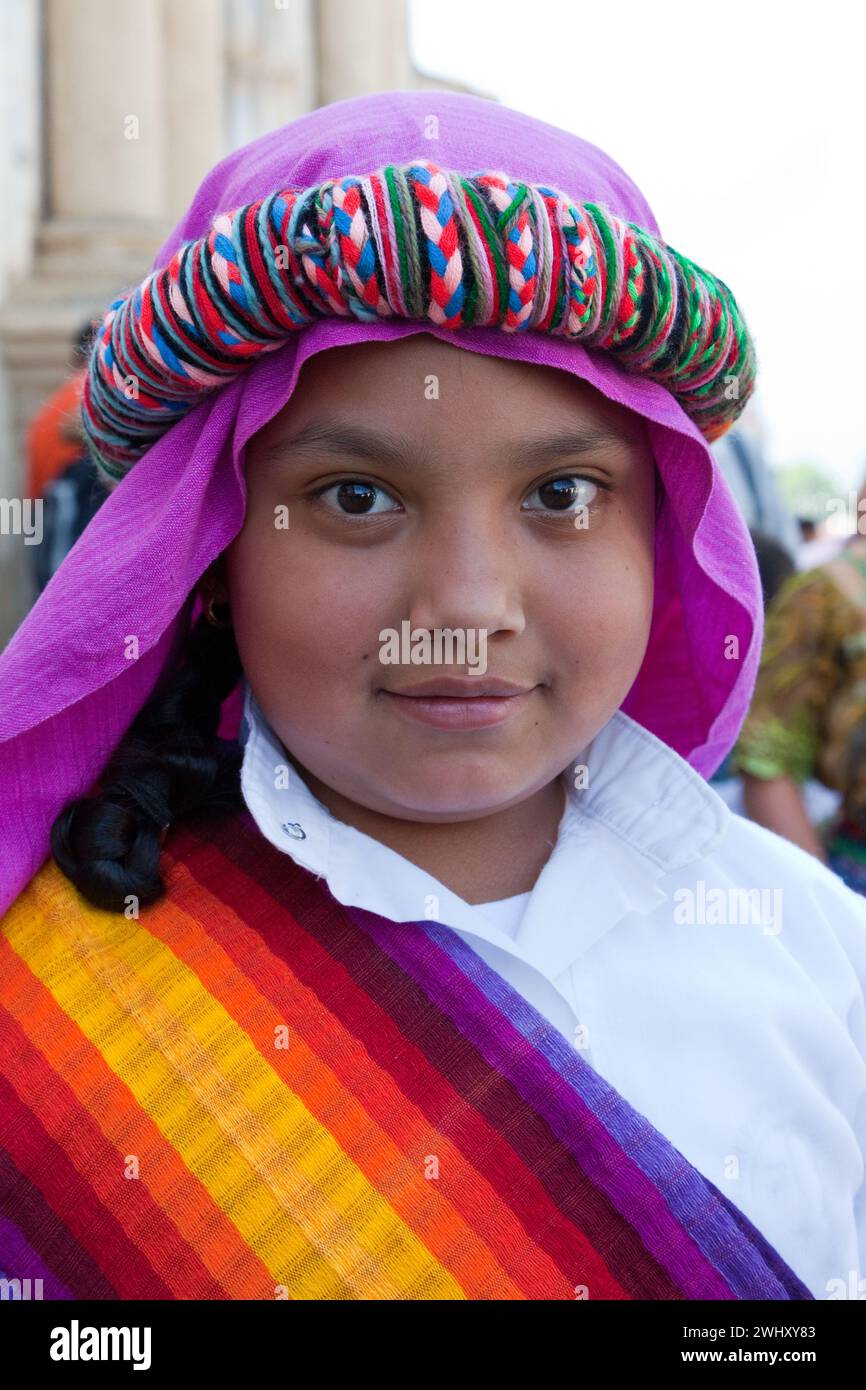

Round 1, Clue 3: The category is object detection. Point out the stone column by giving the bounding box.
[163,0,226,222]
[0,0,225,642]
[0,0,41,645]
[314,0,412,105]
[225,0,316,153]
[46,0,166,222]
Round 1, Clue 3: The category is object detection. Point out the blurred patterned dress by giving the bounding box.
[732,543,866,894]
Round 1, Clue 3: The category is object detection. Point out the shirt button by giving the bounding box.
[281,822,307,840]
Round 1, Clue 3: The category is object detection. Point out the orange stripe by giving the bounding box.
[0,935,275,1298]
[162,843,575,1298]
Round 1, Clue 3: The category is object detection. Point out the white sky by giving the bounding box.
[409,0,865,487]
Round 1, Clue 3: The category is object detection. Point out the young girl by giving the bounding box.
[1,89,864,1303]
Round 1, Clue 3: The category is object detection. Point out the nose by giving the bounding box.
[405,515,526,639]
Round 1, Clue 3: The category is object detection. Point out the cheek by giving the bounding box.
[540,528,654,685]
[225,521,385,708]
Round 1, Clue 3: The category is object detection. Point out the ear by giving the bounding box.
[198,551,229,606]
[654,466,664,517]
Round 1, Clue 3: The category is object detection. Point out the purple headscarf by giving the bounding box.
[0,89,762,913]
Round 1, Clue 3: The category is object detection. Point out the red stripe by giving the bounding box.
[115,293,176,395]
[371,172,402,311]
[0,1068,170,1299]
[168,814,682,1299]
[538,194,563,332]
[584,209,607,330]
[153,264,236,370]
[0,1146,116,1298]
[0,1004,233,1297]
[190,240,237,351]
[161,836,553,1296]
[241,203,294,330]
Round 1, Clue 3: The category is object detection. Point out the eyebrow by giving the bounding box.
[254,418,640,473]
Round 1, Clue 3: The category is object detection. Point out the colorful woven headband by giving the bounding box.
[82,160,756,484]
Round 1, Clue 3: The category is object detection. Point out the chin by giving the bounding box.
[379,770,536,820]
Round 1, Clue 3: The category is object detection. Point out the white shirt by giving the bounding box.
[239,678,866,1300]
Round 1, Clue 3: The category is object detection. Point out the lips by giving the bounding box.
[383,677,535,699]
[379,677,539,730]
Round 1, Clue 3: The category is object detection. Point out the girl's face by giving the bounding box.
[223,334,656,823]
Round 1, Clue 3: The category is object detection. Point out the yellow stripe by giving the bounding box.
[5,862,464,1299]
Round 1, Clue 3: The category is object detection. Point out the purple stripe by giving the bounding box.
[432,917,808,1298]
[418,916,806,1299]
[346,904,781,1300]
[715,1193,812,1299]
[0,1213,72,1299]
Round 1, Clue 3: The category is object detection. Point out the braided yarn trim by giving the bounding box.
[82,161,756,483]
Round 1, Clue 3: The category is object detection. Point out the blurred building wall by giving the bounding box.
[0,0,488,649]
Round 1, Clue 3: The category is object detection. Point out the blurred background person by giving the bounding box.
[750,528,797,608]
[708,528,822,811]
[710,404,801,559]
[795,514,843,571]
[24,319,105,590]
[732,489,866,893]
[24,320,92,504]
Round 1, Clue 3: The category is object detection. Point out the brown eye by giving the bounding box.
[315,480,401,515]
[523,476,600,513]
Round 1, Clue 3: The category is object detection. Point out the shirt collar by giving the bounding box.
[238,677,729,978]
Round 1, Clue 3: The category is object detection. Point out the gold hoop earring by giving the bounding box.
[204,596,232,629]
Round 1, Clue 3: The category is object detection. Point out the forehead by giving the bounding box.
[266,334,646,444]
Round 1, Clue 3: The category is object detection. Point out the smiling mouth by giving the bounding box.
[383,677,535,698]
[379,678,540,730]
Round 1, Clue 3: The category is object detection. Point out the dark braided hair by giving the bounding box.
[50,611,245,913]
